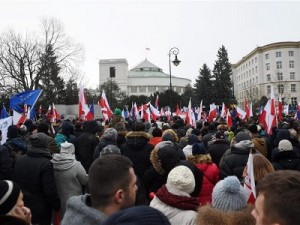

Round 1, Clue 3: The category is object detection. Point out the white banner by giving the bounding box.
[0,116,13,144]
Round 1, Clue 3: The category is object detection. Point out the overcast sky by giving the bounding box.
[1,0,300,89]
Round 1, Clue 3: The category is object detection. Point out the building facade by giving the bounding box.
[232,41,300,107]
[99,58,191,97]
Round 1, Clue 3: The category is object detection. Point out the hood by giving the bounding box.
[197,205,255,225]
[51,153,76,170]
[126,131,150,149]
[252,137,266,145]
[4,138,28,153]
[187,154,213,165]
[27,146,52,159]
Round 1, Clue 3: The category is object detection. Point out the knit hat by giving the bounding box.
[212,176,247,211]
[114,108,122,116]
[29,132,48,148]
[234,131,251,143]
[28,124,38,133]
[0,180,21,215]
[192,143,206,155]
[166,166,195,195]
[114,122,126,132]
[278,139,293,152]
[100,145,121,157]
[7,125,18,139]
[60,141,75,154]
[162,132,175,142]
[102,128,118,141]
[102,206,171,225]
[188,134,198,145]
[61,122,74,134]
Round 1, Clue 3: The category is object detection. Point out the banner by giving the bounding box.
[0,116,13,144]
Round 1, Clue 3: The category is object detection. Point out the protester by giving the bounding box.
[207,131,230,166]
[248,124,268,158]
[182,134,199,157]
[149,127,162,147]
[37,122,60,154]
[114,122,128,148]
[150,166,199,225]
[93,128,118,161]
[62,154,137,225]
[51,141,88,218]
[108,108,127,128]
[14,133,60,225]
[0,180,31,225]
[252,170,300,225]
[54,121,75,146]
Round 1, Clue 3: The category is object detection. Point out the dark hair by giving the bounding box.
[256,170,300,225]
[132,122,145,131]
[0,215,29,225]
[88,155,133,208]
[152,128,162,137]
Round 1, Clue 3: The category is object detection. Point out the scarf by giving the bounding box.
[155,185,199,211]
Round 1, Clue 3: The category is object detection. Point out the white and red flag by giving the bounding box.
[236,105,247,120]
[197,100,203,121]
[226,109,233,128]
[245,99,251,118]
[185,98,192,126]
[99,90,113,121]
[51,103,61,123]
[208,103,217,122]
[220,102,227,119]
[79,85,90,120]
[243,151,256,204]
[155,95,159,110]
[258,85,277,134]
[149,103,160,121]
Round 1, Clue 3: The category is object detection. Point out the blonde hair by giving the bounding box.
[243,154,274,184]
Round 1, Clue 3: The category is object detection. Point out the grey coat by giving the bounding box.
[51,153,88,218]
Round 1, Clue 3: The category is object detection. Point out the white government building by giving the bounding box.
[99,58,191,97]
[232,41,300,108]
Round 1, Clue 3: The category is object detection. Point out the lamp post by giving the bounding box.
[168,47,181,112]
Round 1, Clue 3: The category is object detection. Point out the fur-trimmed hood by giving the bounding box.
[125,131,151,150]
[197,205,255,225]
[187,154,213,164]
[126,131,151,140]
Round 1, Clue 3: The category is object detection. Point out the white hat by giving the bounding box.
[166,166,195,195]
[278,139,293,152]
[60,141,75,154]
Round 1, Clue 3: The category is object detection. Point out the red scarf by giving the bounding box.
[156,185,199,211]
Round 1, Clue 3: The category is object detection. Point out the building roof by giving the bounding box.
[130,59,162,71]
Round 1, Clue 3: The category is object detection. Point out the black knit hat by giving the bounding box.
[102,205,171,225]
[0,180,21,215]
[7,125,18,139]
[29,133,48,148]
[37,122,50,134]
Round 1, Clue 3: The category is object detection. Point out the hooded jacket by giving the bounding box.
[62,194,107,225]
[121,131,154,178]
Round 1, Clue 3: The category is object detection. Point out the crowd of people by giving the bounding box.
[0,108,300,225]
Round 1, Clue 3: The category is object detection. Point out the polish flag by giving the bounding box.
[226,109,233,128]
[46,105,52,119]
[197,100,203,121]
[249,102,253,117]
[133,102,139,120]
[220,102,227,119]
[149,103,160,121]
[51,103,61,123]
[185,98,192,126]
[79,85,90,120]
[277,96,283,121]
[245,99,251,118]
[144,106,151,122]
[236,105,247,119]
[283,104,289,115]
[160,107,165,117]
[258,86,277,134]
[208,103,217,122]
[243,152,256,204]
[99,90,113,120]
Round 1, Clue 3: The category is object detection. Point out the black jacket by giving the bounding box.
[272,151,300,171]
[0,145,13,180]
[207,139,230,166]
[14,146,60,225]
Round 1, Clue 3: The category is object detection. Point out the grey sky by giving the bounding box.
[1,0,300,88]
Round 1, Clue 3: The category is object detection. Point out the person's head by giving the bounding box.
[162,129,178,143]
[61,122,74,136]
[37,122,50,135]
[212,176,247,211]
[99,145,121,157]
[102,128,118,142]
[114,108,122,116]
[252,170,300,225]
[152,127,162,138]
[0,181,23,216]
[88,155,137,215]
[7,125,19,139]
[243,154,274,184]
[278,139,293,152]
[29,133,48,148]
[60,141,75,154]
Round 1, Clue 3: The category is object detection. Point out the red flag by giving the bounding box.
[99,90,113,121]
[278,96,283,121]
[220,102,227,119]
[185,98,192,126]
[197,100,203,121]
[208,103,217,122]
[245,99,250,118]
[155,95,159,110]
[149,103,160,121]
[78,85,90,120]
[226,109,233,128]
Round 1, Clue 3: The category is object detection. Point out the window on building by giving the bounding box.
[265,53,269,59]
[290,72,295,80]
[276,61,282,69]
[289,61,294,68]
[276,51,281,57]
[291,84,296,93]
[267,85,271,94]
[139,86,146,92]
[277,73,283,80]
[278,84,284,94]
[148,86,156,93]
[266,63,270,70]
[158,86,164,92]
[289,51,294,56]
[255,66,258,73]
[267,74,271,81]
[291,97,297,106]
[131,86,137,93]
[256,77,258,84]
[255,57,257,63]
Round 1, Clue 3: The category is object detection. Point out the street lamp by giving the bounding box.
[168,47,181,112]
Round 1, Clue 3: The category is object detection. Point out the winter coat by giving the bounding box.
[207,139,230,166]
[219,142,256,182]
[121,131,154,179]
[188,154,219,205]
[75,132,99,173]
[150,187,198,225]
[197,205,255,225]
[272,151,300,171]
[0,145,13,180]
[51,153,88,218]
[116,130,127,149]
[149,137,162,147]
[252,135,268,157]
[62,194,107,225]
[14,146,60,225]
